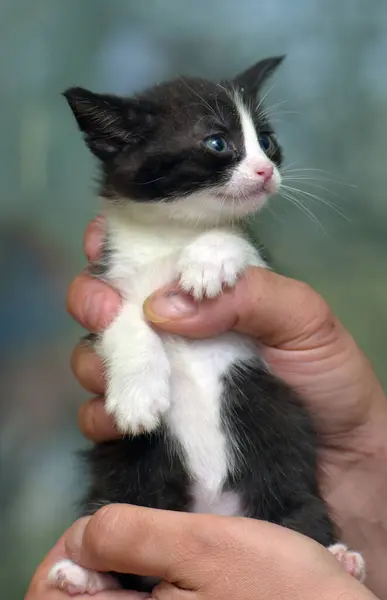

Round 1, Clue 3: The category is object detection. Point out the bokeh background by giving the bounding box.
[1,0,387,597]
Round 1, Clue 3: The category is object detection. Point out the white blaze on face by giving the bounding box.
[153,92,281,226]
[230,93,281,192]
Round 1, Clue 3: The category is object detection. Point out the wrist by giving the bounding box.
[322,398,387,598]
[323,390,387,507]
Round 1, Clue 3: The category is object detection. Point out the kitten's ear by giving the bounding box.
[63,87,154,160]
[233,55,285,95]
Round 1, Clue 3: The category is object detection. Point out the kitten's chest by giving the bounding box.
[105,216,198,298]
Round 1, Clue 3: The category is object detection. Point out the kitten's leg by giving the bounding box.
[178,231,265,300]
[49,560,120,596]
[98,302,171,434]
[223,362,365,583]
[282,501,365,582]
[328,543,365,582]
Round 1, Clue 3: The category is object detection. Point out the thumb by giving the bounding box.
[143,267,335,350]
[64,505,232,586]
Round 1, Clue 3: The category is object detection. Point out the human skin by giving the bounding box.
[26,505,380,600]
[57,217,387,597]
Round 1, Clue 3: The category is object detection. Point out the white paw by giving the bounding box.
[106,374,170,435]
[328,543,365,583]
[178,235,259,300]
[49,559,120,595]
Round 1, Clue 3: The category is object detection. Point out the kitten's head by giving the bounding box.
[64,56,284,225]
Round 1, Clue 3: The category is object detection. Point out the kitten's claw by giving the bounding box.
[328,543,365,582]
[106,376,170,435]
[49,559,120,595]
[179,260,240,300]
[178,252,243,300]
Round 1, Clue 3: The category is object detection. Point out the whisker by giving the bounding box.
[256,83,277,113]
[256,99,288,121]
[280,184,350,221]
[282,178,343,200]
[135,176,167,186]
[280,190,327,234]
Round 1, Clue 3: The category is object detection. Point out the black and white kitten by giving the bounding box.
[50,57,364,594]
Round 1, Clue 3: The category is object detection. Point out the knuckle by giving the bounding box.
[71,342,103,394]
[186,516,233,558]
[297,281,333,324]
[86,505,120,558]
[66,274,86,317]
[83,216,104,260]
[70,343,85,378]
[77,399,96,439]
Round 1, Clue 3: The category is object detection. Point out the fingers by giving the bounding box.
[152,581,191,600]
[143,268,336,350]
[72,343,120,442]
[71,342,105,394]
[83,215,105,262]
[78,397,120,442]
[64,506,345,598]
[69,217,121,332]
[67,273,121,332]
[64,505,232,584]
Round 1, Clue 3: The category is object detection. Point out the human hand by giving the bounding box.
[69,217,387,467]
[26,505,377,600]
[68,217,387,597]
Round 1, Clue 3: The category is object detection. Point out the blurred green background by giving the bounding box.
[1,1,386,597]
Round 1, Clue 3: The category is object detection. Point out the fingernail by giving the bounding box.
[143,291,198,323]
[65,517,90,561]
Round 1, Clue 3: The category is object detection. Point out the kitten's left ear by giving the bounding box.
[233,55,285,95]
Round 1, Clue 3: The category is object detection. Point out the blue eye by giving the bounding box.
[203,135,230,153]
[259,133,275,154]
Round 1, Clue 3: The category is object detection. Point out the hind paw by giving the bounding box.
[49,559,120,595]
[328,543,365,582]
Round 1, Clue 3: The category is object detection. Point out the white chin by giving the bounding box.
[220,193,268,218]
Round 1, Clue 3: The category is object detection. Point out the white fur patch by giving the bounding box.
[236,94,265,158]
[97,202,264,497]
[328,544,366,583]
[192,482,241,516]
[177,229,265,300]
[165,332,257,497]
[227,93,282,201]
[49,559,120,595]
[98,302,171,434]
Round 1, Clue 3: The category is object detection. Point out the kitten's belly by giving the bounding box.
[164,332,257,512]
[112,262,259,515]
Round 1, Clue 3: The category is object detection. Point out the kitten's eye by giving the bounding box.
[259,133,276,156]
[203,135,230,153]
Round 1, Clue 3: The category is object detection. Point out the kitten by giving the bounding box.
[50,57,364,595]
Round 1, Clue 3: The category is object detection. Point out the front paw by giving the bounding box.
[106,374,170,435]
[178,240,255,300]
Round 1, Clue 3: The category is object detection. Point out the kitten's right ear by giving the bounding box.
[63,87,153,160]
[233,56,285,96]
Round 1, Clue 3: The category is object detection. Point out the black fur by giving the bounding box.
[81,361,336,592]
[63,57,283,203]
[65,57,337,592]
[222,362,335,547]
[81,429,191,591]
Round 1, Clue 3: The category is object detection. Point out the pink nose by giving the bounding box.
[256,165,273,183]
